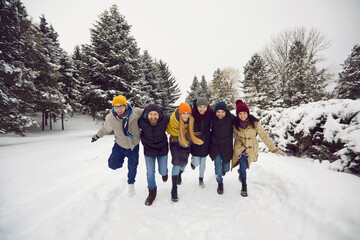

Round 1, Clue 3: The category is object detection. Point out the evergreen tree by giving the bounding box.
[337,44,360,99]
[283,41,327,106]
[157,60,181,115]
[34,15,65,118]
[199,75,211,100]
[80,5,143,119]
[243,53,270,108]
[72,45,87,112]
[0,0,39,134]
[136,50,160,107]
[209,69,224,108]
[185,76,200,106]
[58,52,82,114]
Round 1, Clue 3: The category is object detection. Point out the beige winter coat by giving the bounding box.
[96,108,143,150]
[231,120,278,170]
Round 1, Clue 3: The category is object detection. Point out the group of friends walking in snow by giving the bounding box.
[91,94,287,206]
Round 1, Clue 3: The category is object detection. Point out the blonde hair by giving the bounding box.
[178,115,204,147]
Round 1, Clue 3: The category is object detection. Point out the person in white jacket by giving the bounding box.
[91,95,143,197]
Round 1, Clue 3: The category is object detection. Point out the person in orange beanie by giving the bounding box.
[166,102,203,202]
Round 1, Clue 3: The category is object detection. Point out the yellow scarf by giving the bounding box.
[166,109,189,137]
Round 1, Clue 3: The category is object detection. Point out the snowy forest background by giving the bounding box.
[1,1,359,175]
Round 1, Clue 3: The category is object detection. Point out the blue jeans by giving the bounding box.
[214,153,230,183]
[108,143,139,184]
[191,156,206,178]
[172,164,186,176]
[145,155,168,190]
[238,154,249,180]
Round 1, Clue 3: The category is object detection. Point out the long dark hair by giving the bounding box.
[234,114,259,131]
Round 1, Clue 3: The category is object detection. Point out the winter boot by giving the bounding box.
[128,183,135,197]
[162,174,168,182]
[145,187,157,206]
[177,170,183,185]
[241,179,248,197]
[171,176,179,202]
[199,178,205,189]
[217,182,224,195]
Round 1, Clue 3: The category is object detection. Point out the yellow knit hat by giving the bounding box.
[112,95,127,107]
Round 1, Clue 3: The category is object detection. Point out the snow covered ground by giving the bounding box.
[1,114,359,240]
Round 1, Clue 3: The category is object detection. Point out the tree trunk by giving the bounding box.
[61,113,64,130]
[42,110,45,131]
[45,111,48,126]
[50,112,52,130]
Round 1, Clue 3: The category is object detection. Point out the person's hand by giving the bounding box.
[91,135,99,142]
[275,149,287,157]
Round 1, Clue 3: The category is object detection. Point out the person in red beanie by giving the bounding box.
[166,103,203,202]
[232,99,286,197]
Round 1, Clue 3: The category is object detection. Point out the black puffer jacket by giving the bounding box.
[209,110,234,162]
[169,136,191,166]
[138,104,169,157]
[190,100,212,157]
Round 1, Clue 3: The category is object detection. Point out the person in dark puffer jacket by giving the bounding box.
[138,104,169,206]
[190,97,212,188]
[209,101,235,195]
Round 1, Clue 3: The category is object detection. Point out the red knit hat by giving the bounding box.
[179,102,191,114]
[236,100,249,115]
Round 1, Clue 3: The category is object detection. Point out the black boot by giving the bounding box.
[177,170,183,185]
[199,178,205,188]
[191,163,195,170]
[241,179,248,197]
[162,174,168,182]
[145,187,157,206]
[217,182,224,195]
[171,176,179,202]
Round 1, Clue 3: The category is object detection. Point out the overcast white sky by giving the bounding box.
[22,0,360,101]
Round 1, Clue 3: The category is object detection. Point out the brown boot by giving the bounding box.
[145,187,157,206]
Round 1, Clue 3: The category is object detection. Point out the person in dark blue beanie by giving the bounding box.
[209,102,235,195]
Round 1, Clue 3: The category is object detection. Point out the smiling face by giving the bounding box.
[216,109,226,119]
[148,111,159,126]
[238,111,248,121]
[197,105,207,115]
[113,104,127,115]
[181,112,190,122]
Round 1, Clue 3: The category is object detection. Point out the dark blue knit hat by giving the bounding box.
[215,102,227,112]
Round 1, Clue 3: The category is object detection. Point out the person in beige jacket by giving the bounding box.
[232,100,286,197]
[91,95,143,197]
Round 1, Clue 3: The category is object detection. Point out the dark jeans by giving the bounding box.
[238,154,249,180]
[108,142,139,184]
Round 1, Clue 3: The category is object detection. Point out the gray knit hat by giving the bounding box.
[196,97,208,107]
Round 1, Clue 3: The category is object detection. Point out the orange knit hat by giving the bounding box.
[178,102,191,114]
[112,95,127,107]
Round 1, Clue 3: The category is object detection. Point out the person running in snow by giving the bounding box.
[138,104,169,206]
[91,95,143,197]
[190,97,212,188]
[232,99,286,197]
[166,103,203,202]
[209,101,235,195]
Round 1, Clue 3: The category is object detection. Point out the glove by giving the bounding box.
[275,149,287,157]
[238,151,248,160]
[91,135,99,142]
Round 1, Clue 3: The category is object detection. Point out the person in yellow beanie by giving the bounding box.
[91,94,143,197]
[166,102,203,202]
